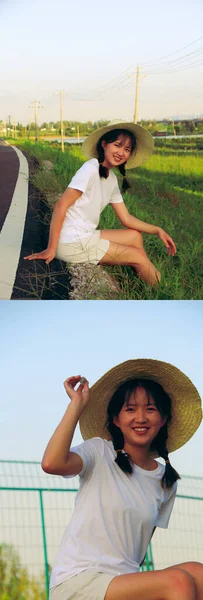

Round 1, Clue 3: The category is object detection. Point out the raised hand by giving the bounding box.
[63,376,89,409]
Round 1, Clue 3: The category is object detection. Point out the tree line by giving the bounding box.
[0,543,47,600]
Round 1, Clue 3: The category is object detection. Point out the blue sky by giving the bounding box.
[0,0,203,124]
[0,300,202,477]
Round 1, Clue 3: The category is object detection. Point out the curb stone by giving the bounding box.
[68,263,120,300]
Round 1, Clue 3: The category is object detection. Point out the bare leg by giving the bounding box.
[99,238,160,286]
[170,562,203,600]
[104,566,196,600]
[100,228,145,251]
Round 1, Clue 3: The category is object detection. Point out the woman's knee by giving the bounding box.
[179,561,203,581]
[167,567,196,597]
[125,229,144,248]
[133,229,143,246]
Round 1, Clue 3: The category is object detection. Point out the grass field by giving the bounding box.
[11,137,203,300]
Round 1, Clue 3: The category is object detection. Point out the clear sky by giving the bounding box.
[0,0,203,125]
[0,300,202,477]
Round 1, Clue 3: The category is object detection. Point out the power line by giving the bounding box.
[145,47,203,74]
[68,69,133,101]
[61,40,203,102]
[147,59,203,76]
[140,35,203,66]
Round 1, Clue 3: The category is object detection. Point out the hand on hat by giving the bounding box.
[64,376,89,409]
[157,228,176,256]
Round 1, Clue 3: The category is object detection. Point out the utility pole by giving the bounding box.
[7,114,12,136]
[133,67,146,124]
[30,101,43,141]
[12,120,16,138]
[59,90,64,152]
[134,66,140,124]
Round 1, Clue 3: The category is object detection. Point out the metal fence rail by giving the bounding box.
[0,461,203,600]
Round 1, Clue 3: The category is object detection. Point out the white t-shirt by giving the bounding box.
[50,438,177,589]
[58,159,123,243]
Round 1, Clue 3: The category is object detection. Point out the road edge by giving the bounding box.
[0,146,29,299]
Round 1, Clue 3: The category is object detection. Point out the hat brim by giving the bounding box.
[79,359,202,454]
[82,122,154,170]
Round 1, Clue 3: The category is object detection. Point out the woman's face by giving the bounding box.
[101,134,132,169]
[113,386,166,450]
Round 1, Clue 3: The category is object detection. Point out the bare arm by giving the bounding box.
[47,188,82,251]
[24,187,82,263]
[111,202,159,234]
[111,203,176,255]
[41,376,89,476]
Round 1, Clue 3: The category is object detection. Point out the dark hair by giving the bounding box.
[96,129,136,193]
[105,378,181,489]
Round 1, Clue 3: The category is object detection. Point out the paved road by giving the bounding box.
[0,142,69,299]
[0,142,20,231]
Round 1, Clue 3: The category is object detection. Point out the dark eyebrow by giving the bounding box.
[125,397,156,407]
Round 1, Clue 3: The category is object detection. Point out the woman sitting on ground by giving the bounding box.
[25,121,176,286]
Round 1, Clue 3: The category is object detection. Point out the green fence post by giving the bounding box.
[39,490,49,600]
[148,541,154,570]
[141,543,154,572]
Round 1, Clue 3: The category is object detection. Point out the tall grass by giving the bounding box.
[14,139,203,299]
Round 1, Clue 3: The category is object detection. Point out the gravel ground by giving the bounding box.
[68,263,120,300]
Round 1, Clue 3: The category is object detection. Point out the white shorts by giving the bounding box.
[49,569,116,600]
[56,231,109,265]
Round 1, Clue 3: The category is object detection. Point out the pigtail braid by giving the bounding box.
[151,424,181,489]
[97,145,109,179]
[99,164,109,179]
[162,452,181,489]
[106,421,133,475]
[118,163,131,192]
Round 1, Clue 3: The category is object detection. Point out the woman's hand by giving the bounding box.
[64,376,89,409]
[24,248,56,264]
[157,228,176,256]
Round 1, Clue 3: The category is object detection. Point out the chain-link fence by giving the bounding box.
[0,461,202,599]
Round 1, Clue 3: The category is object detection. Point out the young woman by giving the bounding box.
[24,121,176,286]
[42,358,203,600]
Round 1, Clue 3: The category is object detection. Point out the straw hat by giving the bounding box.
[79,359,202,453]
[82,120,154,170]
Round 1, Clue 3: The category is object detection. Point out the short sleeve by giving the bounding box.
[109,178,124,204]
[64,437,105,479]
[67,160,97,193]
[156,481,177,529]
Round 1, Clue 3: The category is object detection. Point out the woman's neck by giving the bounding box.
[124,443,157,471]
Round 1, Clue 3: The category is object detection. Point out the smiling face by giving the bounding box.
[101,134,133,169]
[113,386,167,451]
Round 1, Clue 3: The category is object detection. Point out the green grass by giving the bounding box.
[13,138,203,299]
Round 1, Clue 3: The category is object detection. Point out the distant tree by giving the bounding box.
[94,120,109,129]
[175,125,181,135]
[0,543,46,600]
[28,122,36,130]
[185,120,195,133]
